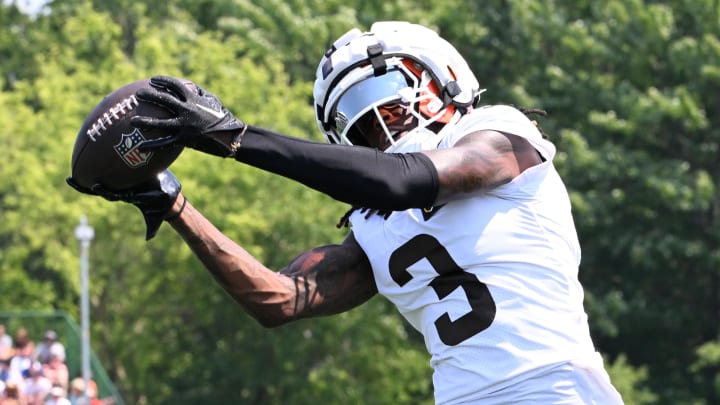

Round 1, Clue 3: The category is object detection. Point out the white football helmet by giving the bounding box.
[313,21,482,152]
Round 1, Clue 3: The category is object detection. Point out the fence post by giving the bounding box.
[75,216,94,404]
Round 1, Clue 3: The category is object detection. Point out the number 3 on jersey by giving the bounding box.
[389,234,496,346]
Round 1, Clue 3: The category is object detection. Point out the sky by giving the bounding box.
[3,0,48,15]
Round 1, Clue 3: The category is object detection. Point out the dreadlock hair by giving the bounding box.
[515,106,550,140]
[335,106,550,229]
[336,206,392,228]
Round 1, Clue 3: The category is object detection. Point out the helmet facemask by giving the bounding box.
[328,59,451,151]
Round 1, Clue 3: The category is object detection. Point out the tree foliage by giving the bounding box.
[1,0,718,404]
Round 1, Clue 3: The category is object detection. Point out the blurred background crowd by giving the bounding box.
[0,324,108,405]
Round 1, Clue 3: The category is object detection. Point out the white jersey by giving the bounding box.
[350,105,623,404]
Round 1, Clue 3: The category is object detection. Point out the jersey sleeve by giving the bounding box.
[439,105,557,161]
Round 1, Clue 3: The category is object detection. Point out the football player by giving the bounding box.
[70,21,623,404]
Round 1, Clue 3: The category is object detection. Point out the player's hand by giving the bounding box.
[130,75,246,158]
[66,170,182,240]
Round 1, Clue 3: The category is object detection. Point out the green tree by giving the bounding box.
[3,0,719,403]
[464,1,720,403]
[0,1,433,403]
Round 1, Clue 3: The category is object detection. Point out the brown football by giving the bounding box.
[70,78,186,190]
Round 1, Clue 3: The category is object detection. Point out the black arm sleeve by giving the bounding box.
[234,125,439,210]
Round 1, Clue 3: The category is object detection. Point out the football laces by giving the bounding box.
[86,95,139,141]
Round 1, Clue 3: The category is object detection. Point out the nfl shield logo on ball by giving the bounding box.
[114,129,153,168]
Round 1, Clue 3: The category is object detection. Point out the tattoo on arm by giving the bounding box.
[427,130,541,203]
[282,242,376,319]
[169,199,376,326]
[289,273,319,320]
[429,131,514,199]
[445,144,510,192]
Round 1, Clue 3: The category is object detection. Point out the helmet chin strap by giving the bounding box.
[383,110,460,154]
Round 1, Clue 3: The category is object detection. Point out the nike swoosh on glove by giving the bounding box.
[131,75,247,158]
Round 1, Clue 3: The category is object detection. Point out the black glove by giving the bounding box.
[66,170,182,240]
[131,75,246,158]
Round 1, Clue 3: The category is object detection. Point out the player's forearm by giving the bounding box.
[165,196,304,327]
[234,126,439,209]
[164,194,377,324]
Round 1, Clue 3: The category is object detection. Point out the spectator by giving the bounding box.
[67,379,82,405]
[0,326,12,361]
[43,386,69,405]
[84,381,102,405]
[67,379,102,405]
[41,355,67,393]
[8,345,32,391]
[12,329,32,355]
[0,359,22,393]
[0,359,11,384]
[0,382,24,405]
[23,363,51,405]
[34,332,64,365]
